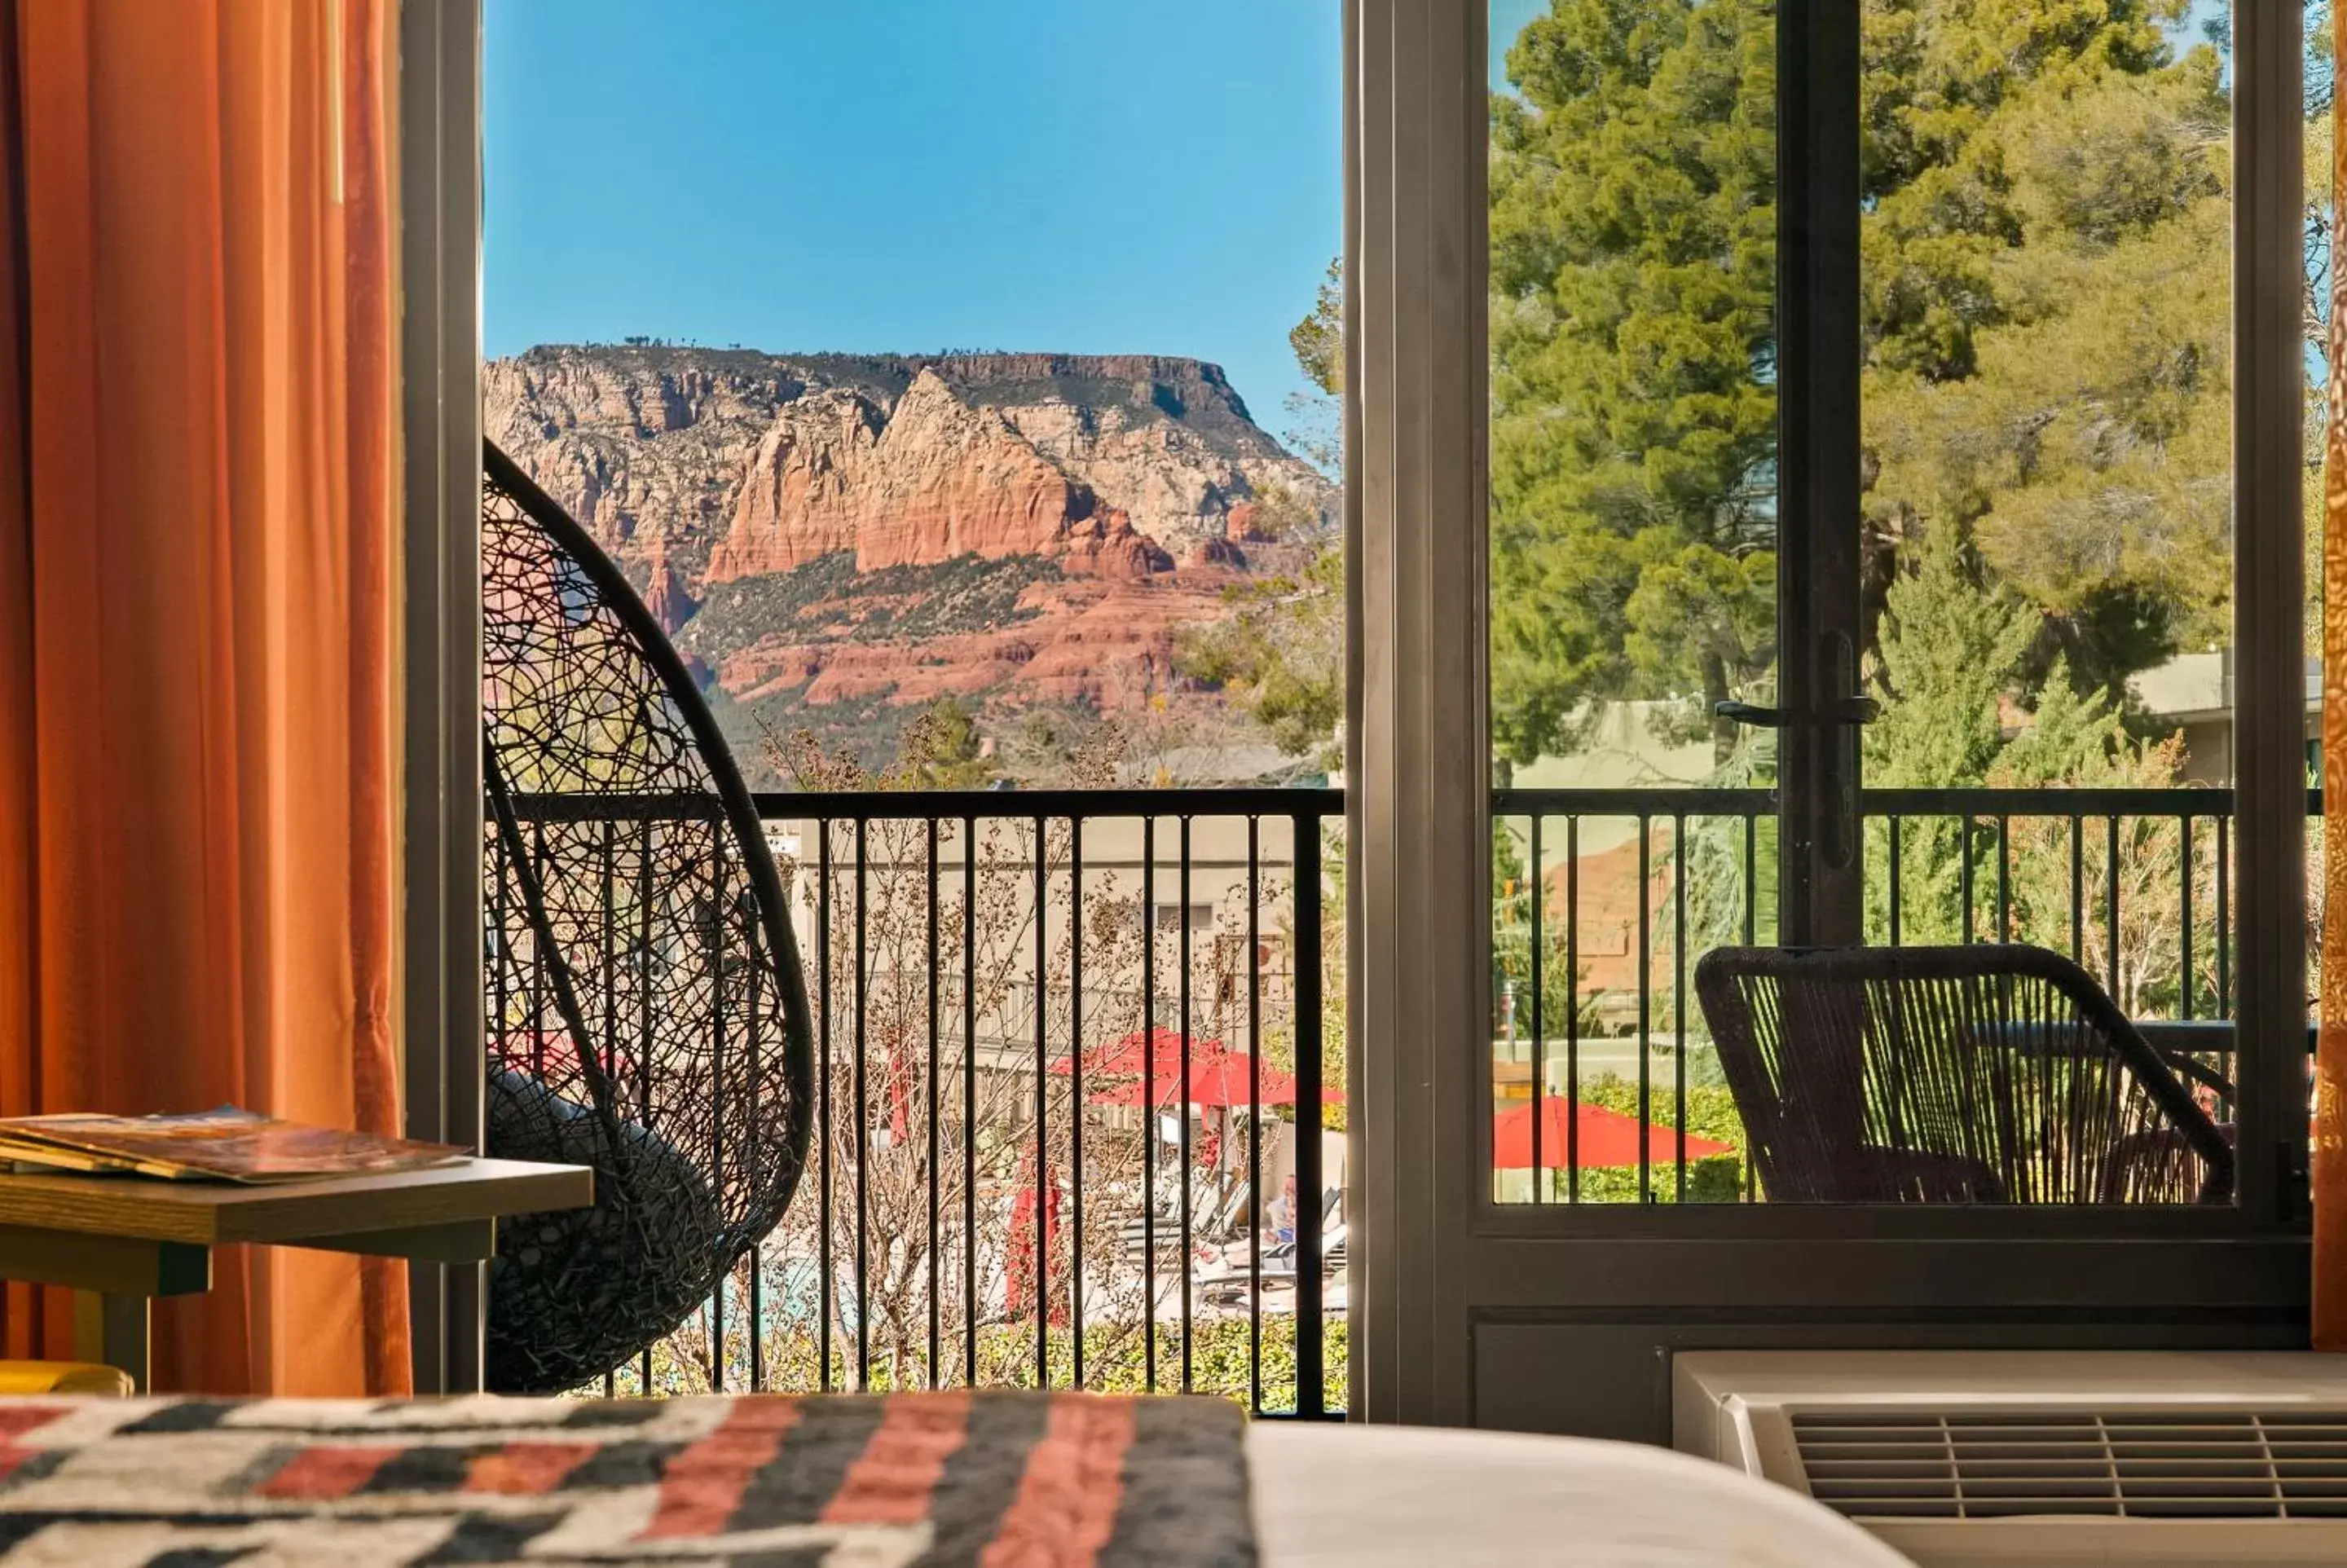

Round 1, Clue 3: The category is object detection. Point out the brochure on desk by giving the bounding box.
[0,1108,465,1183]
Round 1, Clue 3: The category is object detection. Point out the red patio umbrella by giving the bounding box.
[1491,1097,1734,1169]
[1050,1028,1345,1111]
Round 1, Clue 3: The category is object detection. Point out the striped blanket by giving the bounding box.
[0,1390,1254,1566]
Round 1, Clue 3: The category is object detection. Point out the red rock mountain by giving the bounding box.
[484,346,1333,774]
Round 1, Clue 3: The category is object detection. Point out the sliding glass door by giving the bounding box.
[1350,0,2311,1433]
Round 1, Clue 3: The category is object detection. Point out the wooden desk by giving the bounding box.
[0,1158,593,1390]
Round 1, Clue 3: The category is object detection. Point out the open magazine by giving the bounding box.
[0,1108,465,1184]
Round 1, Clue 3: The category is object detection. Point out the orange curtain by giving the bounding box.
[0,0,405,1395]
[2324,0,2347,1350]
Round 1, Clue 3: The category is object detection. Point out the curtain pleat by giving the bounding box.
[0,0,405,1396]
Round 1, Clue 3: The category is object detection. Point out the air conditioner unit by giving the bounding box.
[1673,1351,2347,1567]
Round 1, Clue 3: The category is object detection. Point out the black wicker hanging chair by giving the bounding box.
[479,439,813,1394]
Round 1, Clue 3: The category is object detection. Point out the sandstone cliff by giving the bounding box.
[483,345,1333,775]
[709,371,1107,577]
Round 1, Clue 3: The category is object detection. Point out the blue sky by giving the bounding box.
[1490,0,1547,87]
[487,2,2230,436]
[483,0,1344,436]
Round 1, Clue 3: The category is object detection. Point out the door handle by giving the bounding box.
[1828,696,1880,725]
[1714,701,1785,728]
[1713,697,1878,728]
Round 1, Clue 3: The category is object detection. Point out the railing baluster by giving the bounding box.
[530,821,550,1081]
[1567,815,1582,1204]
[817,819,834,1393]
[746,875,764,1394]
[2181,815,2195,1022]
[599,769,616,1407]
[2106,813,2122,1004]
[636,795,651,1398]
[926,817,941,1390]
[1069,816,1085,1391]
[852,819,870,1392]
[1742,811,1756,1203]
[2070,815,2085,962]
[491,818,510,1101]
[1742,812,1756,945]
[636,775,651,1410]
[1246,815,1262,1413]
[1959,815,1975,945]
[1178,815,1194,1394]
[636,813,655,1126]
[710,828,728,1394]
[599,817,618,1129]
[2216,814,2230,1017]
[1141,816,1157,1394]
[1888,816,1903,945]
[1636,814,1651,1203]
[1529,814,1544,1202]
[1292,813,1325,1416]
[962,816,977,1390]
[1673,813,1688,1202]
[1997,817,2010,943]
[1033,815,1049,1390]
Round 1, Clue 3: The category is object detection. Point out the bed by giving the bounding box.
[0,1390,1909,1566]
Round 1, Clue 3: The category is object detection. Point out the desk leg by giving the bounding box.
[73,1291,151,1394]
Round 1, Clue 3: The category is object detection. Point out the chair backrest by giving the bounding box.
[480,440,814,1391]
[1693,945,2233,1205]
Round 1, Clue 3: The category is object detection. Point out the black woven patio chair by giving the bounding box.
[479,440,813,1392]
[1693,945,2232,1205]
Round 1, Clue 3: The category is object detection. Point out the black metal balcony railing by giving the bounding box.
[493,778,2307,1412]
[1489,785,2312,1208]
[500,788,1348,1416]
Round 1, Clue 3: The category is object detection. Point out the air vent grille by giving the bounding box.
[1791,1408,2347,1520]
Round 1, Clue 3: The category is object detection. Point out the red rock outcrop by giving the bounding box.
[1189,535,1247,570]
[1059,509,1175,581]
[641,543,698,636]
[488,346,1334,591]
[705,390,887,575]
[712,570,1236,715]
[709,371,1107,577]
[486,346,1341,767]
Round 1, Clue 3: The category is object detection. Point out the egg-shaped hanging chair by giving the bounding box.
[478,438,812,1393]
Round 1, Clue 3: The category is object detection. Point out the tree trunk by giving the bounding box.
[1704,653,1737,766]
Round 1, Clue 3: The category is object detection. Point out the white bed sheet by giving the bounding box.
[1247,1424,1916,1567]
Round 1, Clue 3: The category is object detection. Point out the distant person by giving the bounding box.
[1267,1173,1299,1246]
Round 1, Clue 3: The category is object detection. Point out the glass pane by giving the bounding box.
[1487,0,2244,1207]
[484,2,1347,1404]
[1860,3,2237,1050]
[1486,0,1780,1204]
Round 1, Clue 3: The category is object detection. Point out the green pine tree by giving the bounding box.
[1489,0,1779,763]
[1488,0,2232,764]
[1865,524,2038,791]
[900,698,994,790]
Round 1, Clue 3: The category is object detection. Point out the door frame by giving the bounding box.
[1773,0,1865,947]
[1349,0,2312,1432]
[397,0,487,1397]
[1345,0,1488,1426]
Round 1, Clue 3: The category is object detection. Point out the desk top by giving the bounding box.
[0,1158,593,1246]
